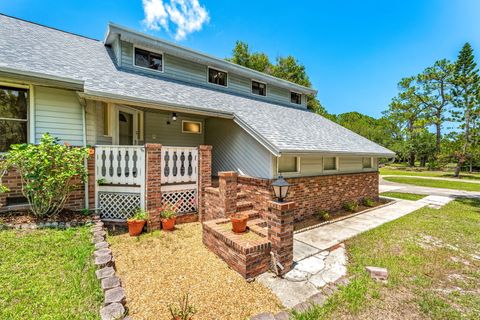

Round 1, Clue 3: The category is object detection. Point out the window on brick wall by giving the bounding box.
[323,157,337,171]
[278,156,299,173]
[0,86,28,152]
[363,157,372,169]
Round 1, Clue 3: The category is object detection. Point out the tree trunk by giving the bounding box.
[408,153,415,167]
[435,122,441,155]
[454,161,463,177]
[420,157,426,167]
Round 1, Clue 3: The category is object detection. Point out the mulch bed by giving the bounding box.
[294,198,391,232]
[0,209,93,225]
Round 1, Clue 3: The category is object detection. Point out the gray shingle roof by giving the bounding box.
[0,14,395,157]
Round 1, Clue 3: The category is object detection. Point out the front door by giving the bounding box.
[118,111,134,145]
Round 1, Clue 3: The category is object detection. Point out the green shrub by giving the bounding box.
[0,134,88,217]
[343,201,359,212]
[159,203,177,219]
[315,210,330,221]
[129,208,149,221]
[363,197,376,207]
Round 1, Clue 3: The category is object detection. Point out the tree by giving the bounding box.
[384,77,429,166]
[414,59,454,154]
[451,43,480,177]
[226,41,327,114]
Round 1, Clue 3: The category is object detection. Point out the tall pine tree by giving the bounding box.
[451,43,480,176]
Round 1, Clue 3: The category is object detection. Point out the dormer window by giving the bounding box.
[291,92,302,105]
[134,47,163,72]
[252,80,266,96]
[208,67,227,87]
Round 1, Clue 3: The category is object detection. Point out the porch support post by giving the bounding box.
[267,201,295,276]
[145,143,162,231]
[198,145,212,221]
[87,148,96,210]
[218,171,238,218]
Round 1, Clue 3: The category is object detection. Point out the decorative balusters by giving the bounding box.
[161,147,198,184]
[95,146,145,186]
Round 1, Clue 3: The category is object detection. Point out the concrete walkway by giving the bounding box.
[381,174,480,184]
[380,177,480,198]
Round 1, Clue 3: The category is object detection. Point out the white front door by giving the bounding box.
[115,106,141,145]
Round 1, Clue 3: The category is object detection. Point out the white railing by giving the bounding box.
[95,145,145,186]
[161,146,198,185]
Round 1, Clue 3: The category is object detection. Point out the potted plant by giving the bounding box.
[160,204,177,231]
[127,209,149,236]
[231,213,248,233]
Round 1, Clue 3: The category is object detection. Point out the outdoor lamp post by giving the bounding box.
[272,175,291,202]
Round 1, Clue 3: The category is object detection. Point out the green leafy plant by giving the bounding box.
[160,203,178,219]
[168,293,196,320]
[0,134,88,217]
[363,197,376,207]
[343,201,359,212]
[129,208,149,221]
[96,178,107,185]
[315,210,330,221]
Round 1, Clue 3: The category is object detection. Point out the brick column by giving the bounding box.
[87,149,96,209]
[145,144,162,230]
[218,171,238,218]
[267,201,295,276]
[198,145,212,221]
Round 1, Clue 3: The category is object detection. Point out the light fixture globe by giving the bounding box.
[172,112,177,121]
[272,175,291,202]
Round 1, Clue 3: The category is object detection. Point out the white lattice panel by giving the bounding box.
[98,192,141,220]
[161,189,197,214]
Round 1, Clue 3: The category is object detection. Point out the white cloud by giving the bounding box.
[142,0,209,40]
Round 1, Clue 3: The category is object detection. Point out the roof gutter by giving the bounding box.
[78,90,235,119]
[0,67,84,90]
[278,149,397,158]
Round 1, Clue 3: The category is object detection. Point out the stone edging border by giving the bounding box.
[0,219,93,230]
[294,199,398,234]
[90,217,131,320]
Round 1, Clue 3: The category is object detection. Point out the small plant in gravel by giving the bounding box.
[159,203,178,231]
[363,197,376,207]
[127,208,149,237]
[343,201,359,212]
[169,293,196,320]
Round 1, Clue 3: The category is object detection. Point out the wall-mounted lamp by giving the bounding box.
[172,112,177,121]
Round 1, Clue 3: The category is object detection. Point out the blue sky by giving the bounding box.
[1,0,480,117]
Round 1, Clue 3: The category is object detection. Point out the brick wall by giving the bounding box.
[0,154,96,211]
[202,219,272,279]
[238,172,379,221]
[203,171,238,222]
[198,145,212,221]
[145,143,162,230]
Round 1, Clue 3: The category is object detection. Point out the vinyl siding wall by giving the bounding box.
[205,118,273,178]
[34,86,84,146]
[117,40,307,108]
[273,155,378,178]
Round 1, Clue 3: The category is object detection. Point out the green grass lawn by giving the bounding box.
[0,226,103,319]
[380,191,427,201]
[380,167,480,181]
[383,176,480,192]
[292,199,480,320]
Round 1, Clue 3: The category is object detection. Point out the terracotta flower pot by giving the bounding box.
[161,217,176,231]
[127,219,146,236]
[231,214,248,233]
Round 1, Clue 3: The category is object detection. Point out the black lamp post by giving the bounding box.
[272,175,291,202]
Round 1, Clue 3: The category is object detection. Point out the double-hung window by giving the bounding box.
[134,47,163,72]
[208,67,227,86]
[0,86,28,152]
[252,80,266,96]
[291,92,302,105]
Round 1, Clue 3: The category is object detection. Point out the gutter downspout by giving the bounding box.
[82,102,89,210]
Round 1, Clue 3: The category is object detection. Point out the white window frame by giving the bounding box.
[277,156,301,174]
[182,120,203,134]
[323,156,339,173]
[132,45,164,73]
[0,81,31,150]
[207,66,228,87]
[251,79,267,97]
[362,157,373,170]
[113,105,144,145]
[290,91,302,105]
